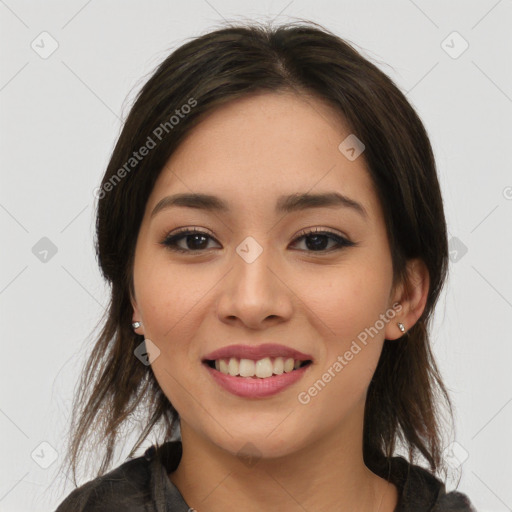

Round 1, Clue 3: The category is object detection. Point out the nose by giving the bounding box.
[215,244,294,330]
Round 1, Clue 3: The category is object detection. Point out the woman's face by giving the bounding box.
[131,92,407,459]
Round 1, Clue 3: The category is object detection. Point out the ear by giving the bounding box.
[130,291,145,336]
[384,258,430,340]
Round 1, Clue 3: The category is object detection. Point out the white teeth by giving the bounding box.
[228,357,239,376]
[284,357,294,373]
[212,356,307,378]
[239,359,255,377]
[273,357,284,375]
[219,359,229,374]
[255,357,273,378]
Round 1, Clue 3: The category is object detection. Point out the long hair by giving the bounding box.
[60,19,453,486]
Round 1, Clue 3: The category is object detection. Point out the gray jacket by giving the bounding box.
[55,441,476,511]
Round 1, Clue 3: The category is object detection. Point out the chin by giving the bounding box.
[206,423,309,462]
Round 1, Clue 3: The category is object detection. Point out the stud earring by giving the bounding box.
[132,321,141,329]
[397,322,405,333]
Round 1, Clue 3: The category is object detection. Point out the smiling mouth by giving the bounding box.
[204,357,312,379]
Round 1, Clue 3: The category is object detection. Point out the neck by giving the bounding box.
[169,401,398,512]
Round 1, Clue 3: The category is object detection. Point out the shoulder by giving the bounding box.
[375,456,476,512]
[432,490,477,512]
[54,449,154,512]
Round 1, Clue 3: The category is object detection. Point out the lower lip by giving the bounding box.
[204,362,312,398]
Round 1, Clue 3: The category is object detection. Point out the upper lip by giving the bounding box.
[203,343,313,362]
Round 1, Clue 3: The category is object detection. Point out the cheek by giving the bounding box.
[134,254,205,342]
[298,260,393,344]
[133,255,216,380]
[294,260,393,408]
[296,273,389,429]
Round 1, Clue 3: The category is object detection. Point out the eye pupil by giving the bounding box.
[305,234,329,251]
[187,234,208,250]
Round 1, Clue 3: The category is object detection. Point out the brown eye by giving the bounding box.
[161,228,220,253]
[291,228,355,252]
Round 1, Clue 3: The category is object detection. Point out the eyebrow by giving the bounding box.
[150,192,368,219]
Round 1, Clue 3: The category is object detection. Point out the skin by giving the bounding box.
[130,91,430,512]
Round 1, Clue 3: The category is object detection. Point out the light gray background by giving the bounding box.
[1,1,511,511]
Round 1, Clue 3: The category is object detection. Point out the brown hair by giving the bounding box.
[61,19,453,487]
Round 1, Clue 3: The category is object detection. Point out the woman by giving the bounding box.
[55,21,476,511]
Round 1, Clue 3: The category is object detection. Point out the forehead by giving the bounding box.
[147,92,378,220]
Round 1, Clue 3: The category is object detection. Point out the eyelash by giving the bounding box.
[160,227,356,254]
